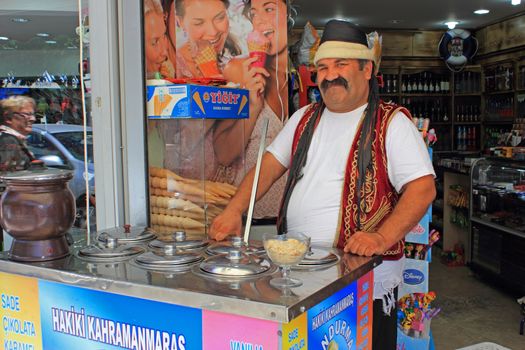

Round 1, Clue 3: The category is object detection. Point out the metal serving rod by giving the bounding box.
[243,117,269,244]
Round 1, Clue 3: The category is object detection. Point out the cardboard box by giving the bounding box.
[147,84,249,119]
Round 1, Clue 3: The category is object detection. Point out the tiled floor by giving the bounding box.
[430,252,524,349]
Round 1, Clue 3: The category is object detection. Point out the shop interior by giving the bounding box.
[1,0,525,349]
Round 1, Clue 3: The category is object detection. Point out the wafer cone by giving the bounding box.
[192,92,205,114]
[153,93,172,115]
[247,31,270,68]
[194,46,221,77]
[237,95,248,115]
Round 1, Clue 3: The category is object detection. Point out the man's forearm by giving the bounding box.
[377,175,436,249]
[226,152,287,215]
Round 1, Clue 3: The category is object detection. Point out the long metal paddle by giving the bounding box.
[242,117,269,244]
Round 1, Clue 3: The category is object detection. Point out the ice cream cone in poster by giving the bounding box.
[247,31,270,68]
[194,45,221,78]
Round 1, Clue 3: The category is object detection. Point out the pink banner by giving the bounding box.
[203,310,279,350]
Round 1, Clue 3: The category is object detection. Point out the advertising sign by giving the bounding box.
[0,272,43,350]
[405,214,430,245]
[38,280,202,350]
[356,273,373,350]
[202,310,279,350]
[307,281,358,350]
[147,84,249,119]
[282,312,307,350]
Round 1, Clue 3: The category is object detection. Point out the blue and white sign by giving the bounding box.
[38,280,202,349]
[405,213,430,245]
[307,281,358,350]
[403,269,425,285]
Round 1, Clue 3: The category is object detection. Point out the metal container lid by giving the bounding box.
[97,225,156,244]
[0,167,73,182]
[149,231,208,251]
[206,236,264,256]
[78,240,144,261]
[199,250,271,276]
[135,245,203,269]
[298,247,339,266]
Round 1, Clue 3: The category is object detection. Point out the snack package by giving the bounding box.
[297,21,320,65]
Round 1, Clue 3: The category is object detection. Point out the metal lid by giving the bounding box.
[298,246,339,266]
[206,236,264,256]
[135,246,203,269]
[0,167,73,182]
[78,241,144,261]
[149,231,208,251]
[199,250,271,276]
[97,225,156,244]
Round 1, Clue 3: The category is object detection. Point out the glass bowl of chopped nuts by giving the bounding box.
[263,232,310,288]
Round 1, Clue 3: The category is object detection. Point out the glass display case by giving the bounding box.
[470,157,525,294]
[145,83,252,239]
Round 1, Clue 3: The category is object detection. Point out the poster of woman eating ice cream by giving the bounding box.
[143,0,289,220]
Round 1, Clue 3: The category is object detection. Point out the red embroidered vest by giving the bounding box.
[289,101,411,260]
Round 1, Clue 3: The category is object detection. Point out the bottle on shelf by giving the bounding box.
[456,126,463,151]
[392,76,397,93]
[471,127,477,150]
[518,65,525,89]
[455,72,462,94]
[443,105,449,122]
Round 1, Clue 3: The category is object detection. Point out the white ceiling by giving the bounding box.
[0,0,524,51]
[0,0,81,50]
[293,0,525,30]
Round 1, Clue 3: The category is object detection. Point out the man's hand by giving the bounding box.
[209,207,243,241]
[343,231,387,257]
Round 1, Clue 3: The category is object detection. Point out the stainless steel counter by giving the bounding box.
[0,243,380,323]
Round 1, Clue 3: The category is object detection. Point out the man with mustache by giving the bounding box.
[210,20,435,349]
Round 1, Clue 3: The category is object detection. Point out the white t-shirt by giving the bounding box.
[267,103,435,301]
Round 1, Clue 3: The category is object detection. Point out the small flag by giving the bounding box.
[71,76,79,87]
[42,70,55,83]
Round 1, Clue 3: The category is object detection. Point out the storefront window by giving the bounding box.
[0,1,95,235]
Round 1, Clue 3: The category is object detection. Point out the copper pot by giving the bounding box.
[0,168,75,261]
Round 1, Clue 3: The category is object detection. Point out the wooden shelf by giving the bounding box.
[400,93,451,97]
[452,149,481,154]
[484,120,514,125]
[484,90,515,95]
[454,93,482,97]
[371,60,524,153]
